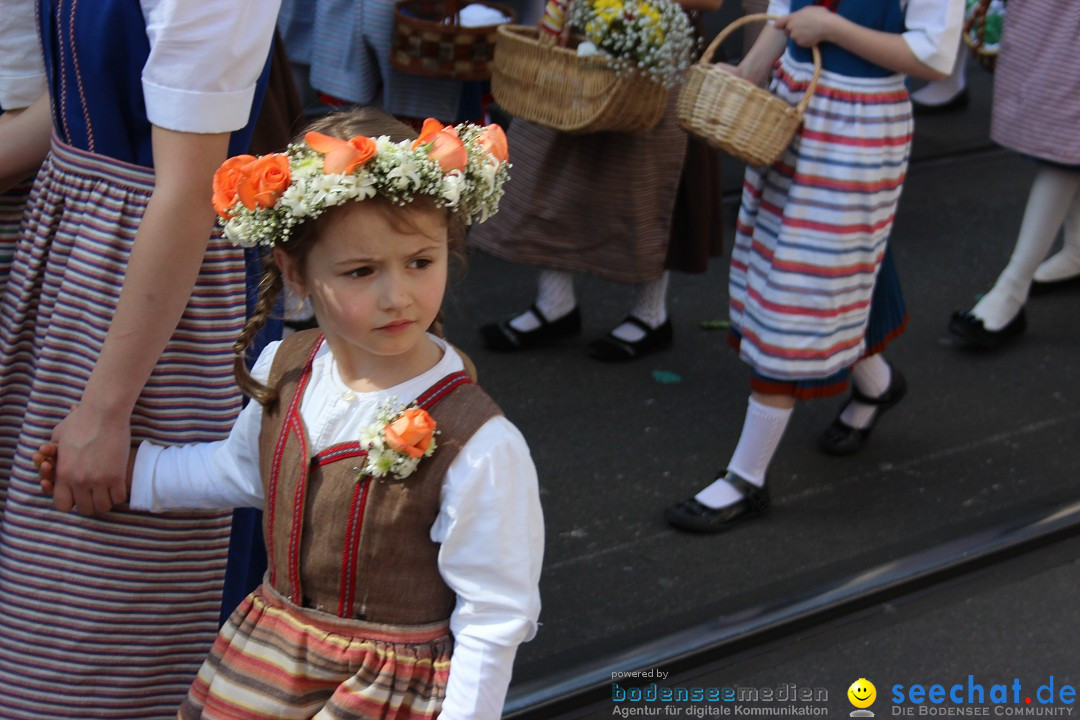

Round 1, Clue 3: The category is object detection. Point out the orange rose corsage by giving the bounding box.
[360,401,439,480]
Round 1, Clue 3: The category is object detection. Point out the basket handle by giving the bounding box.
[962,0,992,50]
[698,13,823,116]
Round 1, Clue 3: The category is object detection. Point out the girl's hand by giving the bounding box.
[33,442,58,496]
[775,7,836,47]
[49,404,132,515]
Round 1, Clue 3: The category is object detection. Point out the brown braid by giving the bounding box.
[233,259,286,408]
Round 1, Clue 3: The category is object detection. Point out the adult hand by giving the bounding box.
[775,7,836,48]
[49,405,132,515]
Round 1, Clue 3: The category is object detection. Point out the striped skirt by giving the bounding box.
[182,582,451,720]
[728,55,912,399]
[0,138,246,718]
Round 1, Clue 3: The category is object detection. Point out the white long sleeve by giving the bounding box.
[434,420,543,719]
[0,0,46,109]
[129,337,543,717]
[140,0,281,132]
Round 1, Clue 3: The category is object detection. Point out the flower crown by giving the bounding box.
[212,118,510,247]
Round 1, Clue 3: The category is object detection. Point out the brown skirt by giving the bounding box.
[469,97,689,284]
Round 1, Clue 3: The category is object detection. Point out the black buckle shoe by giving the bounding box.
[664,471,769,533]
[819,363,907,456]
[947,307,1026,349]
[1030,273,1080,296]
[479,305,581,352]
[587,316,673,362]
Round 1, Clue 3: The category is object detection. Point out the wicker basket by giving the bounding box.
[962,0,1002,72]
[677,14,821,167]
[392,0,517,81]
[490,24,668,134]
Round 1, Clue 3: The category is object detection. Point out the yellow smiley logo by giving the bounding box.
[848,678,876,709]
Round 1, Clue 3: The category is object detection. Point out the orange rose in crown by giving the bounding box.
[212,155,256,218]
[238,153,291,210]
[412,118,468,172]
[384,408,437,458]
[361,402,439,479]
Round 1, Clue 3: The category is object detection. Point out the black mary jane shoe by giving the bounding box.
[664,471,770,533]
[479,304,581,352]
[947,307,1027,350]
[587,316,673,362]
[818,364,907,456]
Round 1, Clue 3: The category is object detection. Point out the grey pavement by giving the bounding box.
[442,61,1080,704]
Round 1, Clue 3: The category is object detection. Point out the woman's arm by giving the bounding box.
[49,126,232,515]
[776,6,948,80]
[0,93,51,193]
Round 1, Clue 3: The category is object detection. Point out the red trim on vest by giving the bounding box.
[313,442,367,468]
[266,337,324,589]
[286,414,310,601]
[415,371,472,410]
[338,476,371,618]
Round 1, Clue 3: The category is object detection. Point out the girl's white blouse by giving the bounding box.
[130,336,544,720]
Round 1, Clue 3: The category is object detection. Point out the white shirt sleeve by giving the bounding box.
[902,0,964,76]
[0,0,46,109]
[767,0,791,16]
[433,417,544,720]
[140,0,282,133]
[129,341,282,512]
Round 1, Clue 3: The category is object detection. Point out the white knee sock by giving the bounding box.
[613,272,670,342]
[911,44,967,106]
[839,355,892,430]
[510,270,576,331]
[972,166,1080,330]
[1033,187,1080,282]
[695,397,792,509]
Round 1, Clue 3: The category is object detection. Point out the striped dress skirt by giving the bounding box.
[182,582,450,719]
[0,138,245,718]
[728,54,911,399]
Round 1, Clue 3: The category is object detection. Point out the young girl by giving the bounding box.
[665,0,963,532]
[39,109,543,719]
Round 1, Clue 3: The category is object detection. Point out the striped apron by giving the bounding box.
[182,582,451,720]
[0,138,246,718]
[728,53,912,399]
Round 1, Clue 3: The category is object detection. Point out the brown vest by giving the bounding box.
[257,330,501,624]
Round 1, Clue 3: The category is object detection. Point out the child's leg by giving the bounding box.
[480,269,581,351]
[968,165,1080,330]
[587,272,674,361]
[819,354,907,456]
[611,271,669,342]
[665,392,792,532]
[1033,184,1080,284]
[508,269,576,331]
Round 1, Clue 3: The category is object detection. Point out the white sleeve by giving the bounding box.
[432,418,544,720]
[129,341,283,512]
[766,0,791,16]
[902,0,964,75]
[0,0,46,109]
[140,0,281,133]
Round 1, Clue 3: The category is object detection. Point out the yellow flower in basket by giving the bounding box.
[569,0,691,89]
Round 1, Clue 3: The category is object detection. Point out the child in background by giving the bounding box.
[39,108,543,720]
[665,0,963,532]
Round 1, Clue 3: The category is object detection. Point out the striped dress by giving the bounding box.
[0,1,268,717]
[729,0,913,398]
[990,0,1080,166]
